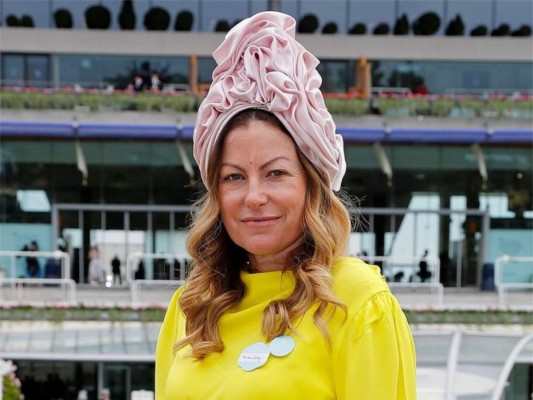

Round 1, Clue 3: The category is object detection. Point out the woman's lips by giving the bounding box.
[241,216,280,227]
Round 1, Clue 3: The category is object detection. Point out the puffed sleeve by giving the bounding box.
[332,291,417,400]
[155,287,183,400]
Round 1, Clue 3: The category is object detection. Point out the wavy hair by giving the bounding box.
[175,109,355,359]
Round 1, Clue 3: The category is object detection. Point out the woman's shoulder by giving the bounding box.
[331,257,390,309]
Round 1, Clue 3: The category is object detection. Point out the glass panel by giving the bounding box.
[104,365,129,400]
[53,326,77,353]
[26,55,50,87]
[104,165,150,204]
[16,360,97,400]
[101,324,126,354]
[448,0,493,33]
[198,56,216,84]
[495,0,533,30]
[299,0,347,32]
[56,54,189,89]
[317,60,351,93]
[50,0,94,29]
[130,363,155,392]
[77,327,101,353]
[1,0,49,28]
[145,323,162,354]
[198,0,249,31]
[373,60,532,95]
[5,330,31,352]
[1,54,24,86]
[28,328,54,352]
[348,0,396,33]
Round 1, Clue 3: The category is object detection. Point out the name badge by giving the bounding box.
[238,335,295,372]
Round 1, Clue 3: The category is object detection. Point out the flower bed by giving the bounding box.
[1,87,531,119]
[0,304,531,325]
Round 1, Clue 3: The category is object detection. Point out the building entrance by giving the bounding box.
[52,202,490,288]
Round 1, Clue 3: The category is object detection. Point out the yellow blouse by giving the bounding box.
[155,257,417,399]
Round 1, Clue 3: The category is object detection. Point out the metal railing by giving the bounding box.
[358,255,444,306]
[130,279,184,304]
[0,250,71,280]
[0,277,77,304]
[494,255,533,307]
[413,330,533,400]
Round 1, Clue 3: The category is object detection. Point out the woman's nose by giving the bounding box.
[244,179,267,208]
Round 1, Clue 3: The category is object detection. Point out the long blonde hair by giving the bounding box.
[176,109,354,359]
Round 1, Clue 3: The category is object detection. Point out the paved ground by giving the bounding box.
[1,281,531,310]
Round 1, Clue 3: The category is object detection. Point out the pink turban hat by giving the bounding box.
[193,11,346,191]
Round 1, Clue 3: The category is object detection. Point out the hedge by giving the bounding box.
[0,90,531,119]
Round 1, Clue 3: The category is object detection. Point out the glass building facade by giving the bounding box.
[1,3,532,400]
[2,52,532,95]
[1,0,531,35]
[1,128,531,287]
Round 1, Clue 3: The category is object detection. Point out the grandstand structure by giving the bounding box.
[0,0,532,399]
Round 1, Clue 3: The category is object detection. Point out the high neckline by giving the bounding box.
[231,270,296,312]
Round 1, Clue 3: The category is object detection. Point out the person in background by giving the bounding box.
[156,11,416,400]
[417,249,432,283]
[133,74,145,92]
[111,254,122,285]
[135,260,145,280]
[87,245,104,285]
[150,70,162,92]
[24,240,41,278]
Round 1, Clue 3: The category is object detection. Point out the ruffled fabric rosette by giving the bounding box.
[193,11,346,191]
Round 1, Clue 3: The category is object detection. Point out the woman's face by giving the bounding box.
[218,119,307,266]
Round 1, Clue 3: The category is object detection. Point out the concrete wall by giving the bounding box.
[1,27,532,62]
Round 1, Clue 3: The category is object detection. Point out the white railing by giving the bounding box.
[0,250,71,280]
[358,255,444,306]
[414,330,533,400]
[130,279,184,304]
[0,277,77,304]
[494,255,533,307]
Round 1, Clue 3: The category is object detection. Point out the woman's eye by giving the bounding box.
[269,170,286,177]
[223,173,243,181]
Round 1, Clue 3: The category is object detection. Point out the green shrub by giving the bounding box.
[393,14,409,35]
[144,7,170,31]
[445,14,465,36]
[174,10,194,31]
[19,15,34,27]
[85,5,111,30]
[348,23,366,35]
[511,25,531,37]
[2,362,22,400]
[54,9,73,29]
[297,14,319,33]
[412,12,441,36]
[322,22,338,34]
[5,15,19,27]
[118,0,136,30]
[0,90,530,119]
[325,98,368,116]
[491,23,511,37]
[373,23,390,35]
[470,25,488,36]
[214,20,231,32]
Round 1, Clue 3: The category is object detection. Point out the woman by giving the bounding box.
[156,11,416,400]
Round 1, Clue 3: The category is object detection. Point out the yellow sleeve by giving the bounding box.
[155,287,183,400]
[333,291,417,400]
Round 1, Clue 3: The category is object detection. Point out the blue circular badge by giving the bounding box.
[269,335,295,357]
[237,341,271,372]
